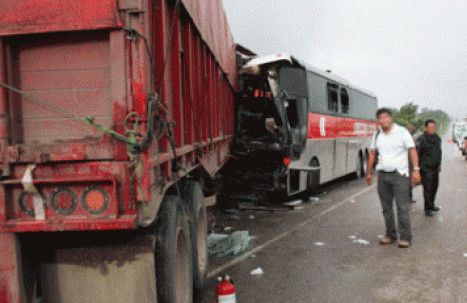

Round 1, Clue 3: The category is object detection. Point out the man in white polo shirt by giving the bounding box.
[366,108,421,248]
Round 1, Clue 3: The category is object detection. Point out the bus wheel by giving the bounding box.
[355,153,366,178]
[307,158,320,193]
[181,181,208,300]
[155,195,193,303]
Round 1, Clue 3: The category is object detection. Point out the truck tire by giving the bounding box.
[155,195,193,303]
[180,181,208,299]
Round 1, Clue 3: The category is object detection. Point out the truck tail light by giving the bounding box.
[49,187,78,215]
[283,158,291,166]
[81,186,109,214]
[19,191,46,217]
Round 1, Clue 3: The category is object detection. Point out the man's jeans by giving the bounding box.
[377,171,412,242]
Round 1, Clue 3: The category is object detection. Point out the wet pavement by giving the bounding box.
[202,139,466,302]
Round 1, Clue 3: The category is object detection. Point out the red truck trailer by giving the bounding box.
[0,0,236,302]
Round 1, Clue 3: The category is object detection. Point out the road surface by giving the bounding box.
[203,138,466,302]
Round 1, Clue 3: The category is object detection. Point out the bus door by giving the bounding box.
[328,83,347,178]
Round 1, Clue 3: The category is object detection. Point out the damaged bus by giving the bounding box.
[220,53,377,204]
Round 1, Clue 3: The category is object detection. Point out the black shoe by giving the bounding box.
[432,206,441,212]
[425,210,433,217]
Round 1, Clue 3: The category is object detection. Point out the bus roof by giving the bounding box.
[242,53,377,98]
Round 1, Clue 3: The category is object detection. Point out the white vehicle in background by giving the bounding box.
[452,121,467,157]
[452,122,465,143]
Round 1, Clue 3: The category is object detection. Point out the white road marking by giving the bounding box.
[208,184,377,278]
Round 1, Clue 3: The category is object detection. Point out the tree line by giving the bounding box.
[391,103,450,135]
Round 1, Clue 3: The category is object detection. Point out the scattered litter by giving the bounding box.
[207,231,251,258]
[223,209,241,215]
[250,254,256,258]
[309,196,320,202]
[239,205,289,211]
[353,239,370,245]
[348,235,357,240]
[314,242,325,246]
[283,199,302,207]
[377,235,384,239]
[350,199,355,203]
[224,226,232,231]
[250,267,264,275]
[463,253,467,257]
[249,215,255,219]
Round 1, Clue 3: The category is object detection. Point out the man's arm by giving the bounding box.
[409,147,421,184]
[366,149,377,185]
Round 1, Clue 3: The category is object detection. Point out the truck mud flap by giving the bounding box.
[39,236,156,303]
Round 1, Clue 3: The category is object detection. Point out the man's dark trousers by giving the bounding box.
[421,168,439,211]
[377,171,412,242]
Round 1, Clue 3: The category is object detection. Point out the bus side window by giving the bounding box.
[327,83,338,113]
[340,88,349,114]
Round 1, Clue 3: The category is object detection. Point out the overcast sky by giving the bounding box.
[223,0,466,120]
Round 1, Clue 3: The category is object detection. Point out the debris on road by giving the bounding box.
[348,235,357,240]
[314,242,325,246]
[353,239,370,245]
[250,268,264,275]
[283,199,302,207]
[208,231,251,258]
[223,209,241,216]
[309,196,320,202]
[239,204,290,211]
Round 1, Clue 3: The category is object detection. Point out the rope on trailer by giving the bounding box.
[0,82,142,156]
[123,0,185,174]
[1,0,188,209]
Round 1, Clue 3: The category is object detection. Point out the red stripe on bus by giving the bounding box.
[307,113,377,139]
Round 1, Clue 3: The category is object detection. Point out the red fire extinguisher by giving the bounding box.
[216,274,236,303]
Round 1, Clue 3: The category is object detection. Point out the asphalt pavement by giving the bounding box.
[203,138,466,303]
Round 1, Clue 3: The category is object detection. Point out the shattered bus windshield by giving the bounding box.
[277,67,308,99]
[277,67,309,149]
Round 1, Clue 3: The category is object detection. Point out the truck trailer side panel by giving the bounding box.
[0,0,237,301]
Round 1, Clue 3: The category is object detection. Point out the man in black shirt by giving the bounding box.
[416,119,442,216]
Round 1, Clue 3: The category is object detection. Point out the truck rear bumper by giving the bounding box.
[0,216,138,233]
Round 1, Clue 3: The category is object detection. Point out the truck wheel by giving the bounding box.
[181,181,208,299]
[155,195,193,303]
